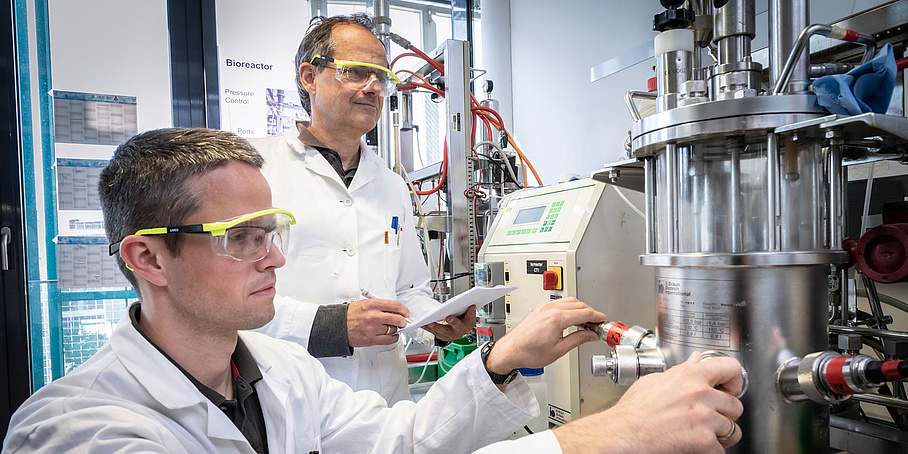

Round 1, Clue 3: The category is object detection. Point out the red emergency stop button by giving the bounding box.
[543,271,558,290]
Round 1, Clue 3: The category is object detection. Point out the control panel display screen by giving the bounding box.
[513,206,546,225]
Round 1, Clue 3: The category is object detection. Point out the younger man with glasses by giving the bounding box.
[3,128,745,453]
[249,13,473,404]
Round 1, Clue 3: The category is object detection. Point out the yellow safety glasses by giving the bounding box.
[109,208,297,263]
[310,54,400,96]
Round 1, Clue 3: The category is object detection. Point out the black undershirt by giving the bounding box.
[314,145,357,187]
[129,304,269,453]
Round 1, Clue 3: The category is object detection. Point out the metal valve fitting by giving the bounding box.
[585,321,657,350]
[777,351,881,404]
[591,345,665,386]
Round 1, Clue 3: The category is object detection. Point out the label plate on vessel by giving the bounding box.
[657,277,740,351]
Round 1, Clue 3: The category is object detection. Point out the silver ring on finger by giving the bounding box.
[717,417,736,442]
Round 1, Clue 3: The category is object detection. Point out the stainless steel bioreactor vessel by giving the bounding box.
[593,0,908,452]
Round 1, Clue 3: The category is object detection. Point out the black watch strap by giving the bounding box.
[434,337,452,348]
[480,341,518,385]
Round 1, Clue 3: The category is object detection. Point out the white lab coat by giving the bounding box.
[250,128,440,404]
[3,303,564,453]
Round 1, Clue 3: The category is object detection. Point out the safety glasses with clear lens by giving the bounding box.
[310,54,400,97]
[109,208,297,263]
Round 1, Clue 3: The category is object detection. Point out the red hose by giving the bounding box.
[470,105,505,130]
[897,57,908,71]
[399,82,444,97]
[415,139,447,196]
[409,45,445,75]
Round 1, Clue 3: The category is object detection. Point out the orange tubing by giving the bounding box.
[415,138,447,196]
[403,44,543,186]
[390,52,422,70]
[470,105,505,130]
[409,45,445,74]
[395,69,431,86]
[399,82,445,97]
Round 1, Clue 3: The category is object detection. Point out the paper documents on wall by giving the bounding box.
[399,285,517,334]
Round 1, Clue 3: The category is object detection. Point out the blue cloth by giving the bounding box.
[814,43,897,115]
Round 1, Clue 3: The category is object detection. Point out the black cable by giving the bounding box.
[863,336,885,354]
[429,272,472,283]
[523,425,534,435]
[864,360,908,383]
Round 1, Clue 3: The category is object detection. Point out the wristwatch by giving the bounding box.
[480,341,519,385]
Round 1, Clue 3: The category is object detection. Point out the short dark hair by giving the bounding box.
[295,13,377,114]
[98,128,264,290]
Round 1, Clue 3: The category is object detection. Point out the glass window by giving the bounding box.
[18,1,173,389]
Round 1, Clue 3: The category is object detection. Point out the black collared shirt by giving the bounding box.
[129,304,269,454]
[314,145,357,187]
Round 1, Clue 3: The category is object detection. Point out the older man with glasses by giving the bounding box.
[249,13,475,405]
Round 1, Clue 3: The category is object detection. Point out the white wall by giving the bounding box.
[49,0,172,133]
[508,0,655,184]
[505,0,892,184]
[479,0,514,135]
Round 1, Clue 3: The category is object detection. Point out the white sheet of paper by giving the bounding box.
[399,285,517,334]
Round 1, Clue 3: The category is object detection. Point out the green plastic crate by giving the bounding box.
[408,362,438,384]
[438,338,478,377]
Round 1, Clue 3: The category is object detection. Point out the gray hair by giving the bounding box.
[294,13,377,114]
[98,127,264,291]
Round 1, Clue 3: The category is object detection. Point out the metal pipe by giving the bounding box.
[691,150,702,250]
[714,0,754,65]
[829,325,908,342]
[827,135,844,248]
[862,275,890,330]
[645,157,655,254]
[625,90,657,122]
[767,133,781,250]
[729,139,742,252]
[810,63,858,77]
[843,152,908,166]
[373,0,394,167]
[718,35,751,65]
[773,24,877,95]
[666,143,679,253]
[853,393,908,411]
[769,0,809,93]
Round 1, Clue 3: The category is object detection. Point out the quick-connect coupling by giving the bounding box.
[777,352,882,404]
[591,345,665,386]
[586,321,657,350]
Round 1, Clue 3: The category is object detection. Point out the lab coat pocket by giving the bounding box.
[383,234,402,290]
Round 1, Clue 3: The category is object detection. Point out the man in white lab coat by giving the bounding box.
[251,13,474,404]
[2,128,745,453]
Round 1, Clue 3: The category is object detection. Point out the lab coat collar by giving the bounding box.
[347,144,383,192]
[111,302,248,443]
[288,120,382,192]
